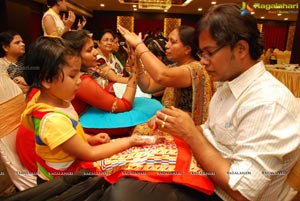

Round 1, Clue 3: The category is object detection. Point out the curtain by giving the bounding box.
[135,19,163,37]
[31,12,42,41]
[262,24,288,51]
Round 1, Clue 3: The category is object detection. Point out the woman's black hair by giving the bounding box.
[98,29,115,41]
[177,26,199,61]
[62,29,92,54]
[0,30,20,57]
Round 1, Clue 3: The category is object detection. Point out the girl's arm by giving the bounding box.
[61,134,160,161]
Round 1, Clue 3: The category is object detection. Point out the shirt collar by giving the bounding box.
[218,61,266,99]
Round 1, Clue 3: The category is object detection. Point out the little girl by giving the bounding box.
[21,36,159,183]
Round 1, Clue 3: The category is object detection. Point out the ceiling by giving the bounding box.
[36,0,299,21]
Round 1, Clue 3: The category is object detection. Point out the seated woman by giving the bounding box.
[62,29,162,136]
[0,30,29,94]
[119,25,215,132]
[94,29,128,88]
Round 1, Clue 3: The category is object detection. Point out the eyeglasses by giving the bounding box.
[197,45,226,61]
[101,38,114,43]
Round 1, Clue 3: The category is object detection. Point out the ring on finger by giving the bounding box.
[163,114,168,122]
[161,121,166,128]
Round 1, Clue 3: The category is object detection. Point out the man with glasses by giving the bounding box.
[155,3,300,201]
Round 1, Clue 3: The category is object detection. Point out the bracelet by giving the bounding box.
[139,50,150,58]
[135,41,144,49]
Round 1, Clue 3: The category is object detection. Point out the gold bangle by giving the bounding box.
[135,41,143,49]
[139,50,150,58]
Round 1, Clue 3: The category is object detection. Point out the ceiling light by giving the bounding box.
[183,0,193,6]
[211,1,217,5]
[260,16,265,19]
[100,4,105,7]
[198,8,203,11]
[138,0,172,10]
[284,18,288,20]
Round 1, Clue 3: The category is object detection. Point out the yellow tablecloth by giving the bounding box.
[267,68,300,97]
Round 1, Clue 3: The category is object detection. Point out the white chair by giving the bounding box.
[0,91,37,191]
[0,129,37,191]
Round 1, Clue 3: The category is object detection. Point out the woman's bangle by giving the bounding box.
[134,41,144,49]
[139,50,150,58]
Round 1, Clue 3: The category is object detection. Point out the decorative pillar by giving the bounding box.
[164,18,181,38]
[117,16,134,32]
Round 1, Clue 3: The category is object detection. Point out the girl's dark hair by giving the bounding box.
[196,3,264,60]
[24,36,77,92]
[177,26,199,61]
[0,30,20,57]
[62,29,92,54]
[98,29,115,41]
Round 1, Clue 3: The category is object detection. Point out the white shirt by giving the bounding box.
[98,54,124,76]
[202,61,300,200]
[0,59,22,103]
[42,8,65,36]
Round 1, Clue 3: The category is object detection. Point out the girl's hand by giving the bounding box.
[89,133,110,145]
[129,135,165,146]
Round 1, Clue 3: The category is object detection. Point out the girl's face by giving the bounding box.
[80,38,98,70]
[99,32,114,54]
[47,55,82,103]
[4,34,25,57]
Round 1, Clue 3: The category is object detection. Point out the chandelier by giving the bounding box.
[138,0,172,10]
